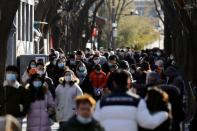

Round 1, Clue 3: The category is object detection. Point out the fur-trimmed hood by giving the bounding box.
[3,81,20,89]
[59,77,80,85]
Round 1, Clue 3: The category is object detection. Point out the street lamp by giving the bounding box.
[110,0,139,50]
[111,0,116,50]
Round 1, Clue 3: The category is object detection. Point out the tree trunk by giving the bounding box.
[160,0,197,82]
[0,0,20,84]
[35,0,60,51]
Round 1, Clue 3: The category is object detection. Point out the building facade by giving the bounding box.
[133,0,164,29]
[7,0,34,65]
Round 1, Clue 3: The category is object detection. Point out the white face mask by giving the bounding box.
[52,59,57,65]
[156,51,161,56]
[130,69,135,74]
[166,76,170,84]
[65,76,72,82]
[37,70,45,76]
[170,54,174,60]
[77,115,92,124]
[93,59,100,65]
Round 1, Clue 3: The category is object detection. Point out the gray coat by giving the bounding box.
[55,83,83,122]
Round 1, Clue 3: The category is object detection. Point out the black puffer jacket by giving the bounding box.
[160,85,185,131]
[164,66,185,97]
[0,81,30,117]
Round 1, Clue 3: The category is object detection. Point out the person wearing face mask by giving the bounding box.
[26,74,55,131]
[89,64,107,100]
[76,62,88,85]
[22,60,37,84]
[53,58,67,87]
[85,48,92,60]
[76,62,92,95]
[59,94,104,131]
[87,54,101,74]
[103,64,119,98]
[102,55,118,74]
[0,66,30,124]
[155,60,164,79]
[46,50,59,81]
[36,62,56,99]
[55,69,83,129]
[57,48,65,59]
[66,54,78,73]
[76,50,86,63]
[93,56,100,66]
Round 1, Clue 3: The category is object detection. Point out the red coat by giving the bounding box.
[89,71,106,88]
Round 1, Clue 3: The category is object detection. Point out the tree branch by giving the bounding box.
[154,0,164,24]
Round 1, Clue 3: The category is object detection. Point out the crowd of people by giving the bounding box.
[0,47,195,131]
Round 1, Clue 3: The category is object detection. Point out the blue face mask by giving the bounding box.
[6,74,17,81]
[33,81,42,88]
[30,64,36,68]
[77,71,87,78]
[79,66,86,72]
[108,63,113,67]
[70,60,76,65]
[58,63,65,68]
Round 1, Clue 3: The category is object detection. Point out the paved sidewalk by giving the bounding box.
[22,119,59,131]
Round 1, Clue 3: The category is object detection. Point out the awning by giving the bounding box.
[96,16,108,25]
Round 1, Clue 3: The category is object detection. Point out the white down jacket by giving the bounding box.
[55,83,83,122]
[94,91,168,131]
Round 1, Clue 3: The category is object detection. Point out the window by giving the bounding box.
[30,5,33,42]
[18,3,21,40]
[26,4,29,41]
[22,2,25,41]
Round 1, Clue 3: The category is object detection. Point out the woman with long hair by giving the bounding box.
[22,60,37,84]
[26,74,55,131]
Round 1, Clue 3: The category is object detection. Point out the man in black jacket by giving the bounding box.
[59,94,104,131]
[0,66,30,122]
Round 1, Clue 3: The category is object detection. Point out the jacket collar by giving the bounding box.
[3,81,20,89]
[70,116,97,125]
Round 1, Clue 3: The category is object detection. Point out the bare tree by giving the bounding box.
[0,0,20,83]
[35,0,105,51]
[106,0,134,26]
[63,0,105,51]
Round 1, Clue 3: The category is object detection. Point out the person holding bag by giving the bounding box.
[26,74,55,131]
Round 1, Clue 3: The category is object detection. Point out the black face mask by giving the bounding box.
[95,66,101,71]
[96,69,101,73]
[85,54,90,58]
